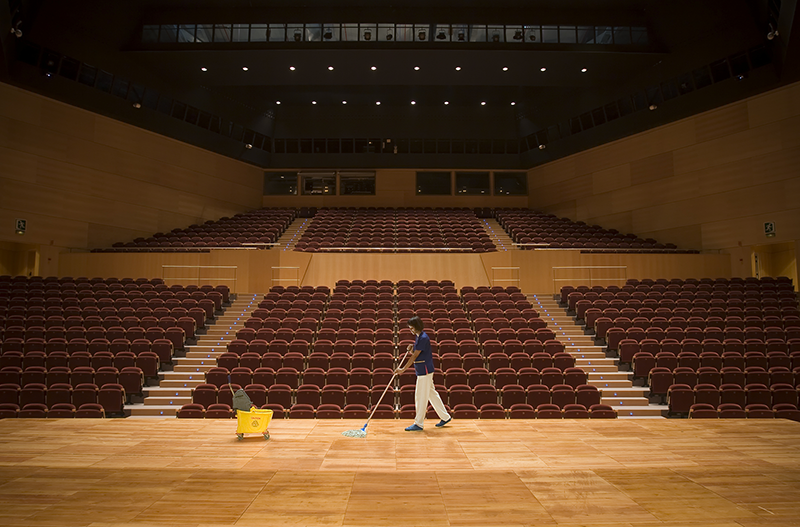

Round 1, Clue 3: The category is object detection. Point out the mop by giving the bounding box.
[342,350,408,438]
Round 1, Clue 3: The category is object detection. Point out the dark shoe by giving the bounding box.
[435,417,452,428]
[405,424,423,431]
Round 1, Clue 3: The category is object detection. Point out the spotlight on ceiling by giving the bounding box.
[418,30,426,40]
[132,102,142,109]
[649,104,657,111]
[328,66,334,71]
[436,30,447,40]
[768,23,779,40]
[480,101,486,106]
[371,66,377,71]
[502,67,508,71]
[414,66,420,71]
[529,32,536,41]
[411,100,416,105]
[457,30,465,41]
[245,143,253,149]
[293,29,302,42]
[538,144,546,150]
[444,101,449,105]
[511,102,516,106]
[581,68,587,73]
[312,101,317,105]
[342,100,347,104]
[491,31,500,42]
[242,67,248,71]
[289,66,296,71]
[513,29,523,40]
[375,101,381,105]
[11,20,22,38]
[323,27,333,39]
[455,66,461,71]
[540,67,546,72]
[363,29,372,41]
[386,31,393,40]
[201,67,207,72]
[276,101,281,105]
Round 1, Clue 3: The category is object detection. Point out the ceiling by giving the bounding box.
[2,0,798,169]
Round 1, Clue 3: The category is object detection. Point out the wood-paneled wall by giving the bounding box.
[262,169,529,208]
[526,81,800,285]
[0,81,264,275]
[58,248,730,293]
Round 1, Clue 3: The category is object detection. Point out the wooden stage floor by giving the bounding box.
[0,418,798,527]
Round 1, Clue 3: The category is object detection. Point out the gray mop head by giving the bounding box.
[342,428,367,438]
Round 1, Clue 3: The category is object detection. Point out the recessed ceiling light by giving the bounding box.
[276,101,281,105]
[481,101,486,106]
[511,102,516,106]
[201,67,208,72]
[444,101,449,105]
[342,100,347,104]
[375,101,381,105]
[370,66,377,71]
[455,66,461,71]
[581,68,587,72]
[411,100,416,105]
[414,66,420,71]
[502,67,508,71]
[312,101,317,105]
[289,66,296,71]
[242,67,249,71]
[540,67,547,72]
[328,66,334,71]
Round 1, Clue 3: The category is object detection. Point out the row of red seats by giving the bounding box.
[2,336,180,361]
[0,382,126,415]
[1,364,156,388]
[608,328,800,351]
[177,401,617,419]
[0,402,105,418]
[647,366,798,393]
[593,314,800,339]
[193,381,601,410]
[633,350,799,377]
[688,403,800,420]
[570,291,796,313]
[204,365,587,391]
[667,383,800,414]
[619,339,799,364]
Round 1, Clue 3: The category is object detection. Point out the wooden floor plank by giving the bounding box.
[0,419,797,526]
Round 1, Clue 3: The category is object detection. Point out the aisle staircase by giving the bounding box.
[481,218,515,251]
[277,217,310,251]
[532,294,667,418]
[127,294,259,417]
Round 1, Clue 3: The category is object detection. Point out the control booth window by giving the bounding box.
[301,172,336,195]
[455,172,490,195]
[493,172,528,195]
[263,172,298,195]
[340,171,376,195]
[416,171,451,195]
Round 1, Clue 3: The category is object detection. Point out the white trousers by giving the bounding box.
[415,372,450,427]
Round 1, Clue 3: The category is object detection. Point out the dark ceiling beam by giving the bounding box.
[0,0,12,76]
[777,0,800,82]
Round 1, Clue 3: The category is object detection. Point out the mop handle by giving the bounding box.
[365,349,409,423]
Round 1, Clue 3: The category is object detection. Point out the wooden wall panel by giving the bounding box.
[527,81,800,272]
[0,82,264,269]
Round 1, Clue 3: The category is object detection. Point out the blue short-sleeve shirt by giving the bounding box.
[413,331,435,376]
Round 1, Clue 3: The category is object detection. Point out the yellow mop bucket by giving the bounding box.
[235,408,273,440]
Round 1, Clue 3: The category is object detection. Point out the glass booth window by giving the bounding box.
[340,172,376,195]
[455,172,490,195]
[493,172,527,195]
[301,173,335,195]
[264,173,298,195]
[416,172,451,195]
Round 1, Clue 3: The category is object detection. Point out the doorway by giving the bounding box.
[0,241,39,277]
[751,241,798,291]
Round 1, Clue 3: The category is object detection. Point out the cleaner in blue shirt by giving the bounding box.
[395,316,452,431]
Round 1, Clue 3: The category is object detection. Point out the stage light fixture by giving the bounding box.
[538,144,546,150]
[511,102,516,105]
[245,143,253,149]
[540,67,546,72]
[133,103,142,109]
[649,104,657,111]
[418,30,426,40]
[242,67,249,71]
[371,66,377,70]
[513,29,523,40]
[342,100,347,104]
[455,66,461,71]
[491,31,500,42]
[289,66,296,71]
[323,28,333,39]
[581,68,587,72]
[375,101,381,105]
[480,101,486,106]
[436,30,447,40]
[328,66,334,70]
[444,101,449,105]
[201,67,207,71]
[411,101,416,105]
[768,23,779,40]
[363,29,372,40]
[457,30,465,41]
[414,66,420,70]
[276,101,281,104]
[502,67,508,71]
[312,101,317,105]
[293,29,302,41]
[386,31,393,41]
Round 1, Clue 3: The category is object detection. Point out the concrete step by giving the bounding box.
[174,357,223,367]
[144,395,191,406]
[160,378,207,388]
[599,387,649,398]
[601,396,650,407]
[612,405,668,418]
[145,386,194,398]
[128,404,179,417]
[588,379,633,389]
[174,364,218,373]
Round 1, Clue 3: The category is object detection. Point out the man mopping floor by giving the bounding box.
[395,316,452,431]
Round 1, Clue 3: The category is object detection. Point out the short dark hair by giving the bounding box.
[407,316,424,332]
